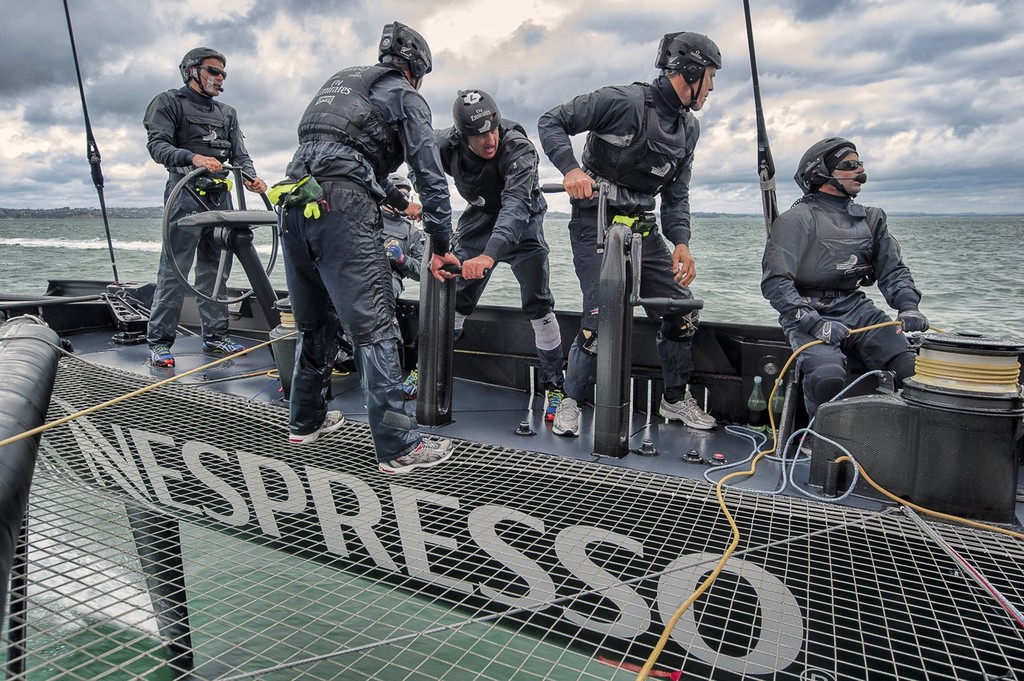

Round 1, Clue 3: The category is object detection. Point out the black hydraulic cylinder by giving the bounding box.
[593,224,634,458]
[225,225,281,329]
[416,249,457,427]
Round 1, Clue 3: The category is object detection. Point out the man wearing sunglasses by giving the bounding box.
[143,47,267,369]
[761,137,930,417]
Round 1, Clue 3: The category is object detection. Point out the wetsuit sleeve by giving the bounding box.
[224,106,258,178]
[434,128,456,176]
[869,208,922,311]
[537,87,630,175]
[658,117,699,246]
[143,92,194,169]
[484,141,540,261]
[761,207,819,329]
[394,89,453,255]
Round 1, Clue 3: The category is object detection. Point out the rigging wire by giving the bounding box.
[0,331,295,451]
[743,0,780,236]
[62,0,120,284]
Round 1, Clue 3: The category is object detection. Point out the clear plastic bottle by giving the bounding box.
[746,375,768,431]
[770,382,785,427]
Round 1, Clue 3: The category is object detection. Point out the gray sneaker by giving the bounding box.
[380,436,454,475]
[552,397,581,437]
[659,394,716,430]
[288,410,345,444]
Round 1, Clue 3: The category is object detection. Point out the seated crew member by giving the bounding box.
[761,137,930,417]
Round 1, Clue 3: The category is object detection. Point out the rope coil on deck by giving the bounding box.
[914,355,1022,390]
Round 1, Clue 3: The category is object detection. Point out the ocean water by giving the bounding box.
[4,212,1023,678]
[1,214,1022,338]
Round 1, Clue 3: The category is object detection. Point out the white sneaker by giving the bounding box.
[288,410,345,444]
[552,397,581,437]
[379,436,454,474]
[659,393,716,430]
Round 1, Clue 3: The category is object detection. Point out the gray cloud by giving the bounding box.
[1,0,1021,215]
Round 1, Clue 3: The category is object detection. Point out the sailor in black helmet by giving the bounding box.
[538,31,721,437]
[380,172,426,300]
[280,22,460,475]
[143,47,267,369]
[761,138,930,417]
[432,89,566,421]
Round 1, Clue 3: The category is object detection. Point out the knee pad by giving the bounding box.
[531,312,561,351]
[577,328,598,356]
[659,310,699,342]
[885,352,917,383]
[805,363,847,406]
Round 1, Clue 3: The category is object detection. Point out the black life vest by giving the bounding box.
[440,121,535,214]
[581,83,693,195]
[296,64,403,180]
[169,90,235,161]
[382,212,418,242]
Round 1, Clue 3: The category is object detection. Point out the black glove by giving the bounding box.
[811,319,851,345]
[898,309,929,333]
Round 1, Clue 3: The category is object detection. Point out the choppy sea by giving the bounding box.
[2,214,1021,338]
[2,212,1023,677]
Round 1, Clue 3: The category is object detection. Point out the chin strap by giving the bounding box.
[684,77,703,110]
[826,178,856,197]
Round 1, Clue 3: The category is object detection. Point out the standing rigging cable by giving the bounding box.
[62,0,119,284]
[743,0,779,236]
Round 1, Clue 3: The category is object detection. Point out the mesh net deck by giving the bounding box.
[5,356,1024,680]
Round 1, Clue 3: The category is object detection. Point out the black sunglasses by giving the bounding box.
[201,65,227,79]
[834,159,864,171]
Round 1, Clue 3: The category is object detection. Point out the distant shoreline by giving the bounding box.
[2,207,1021,220]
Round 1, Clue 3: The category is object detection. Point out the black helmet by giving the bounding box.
[388,173,413,192]
[794,137,857,194]
[656,32,722,84]
[452,89,501,136]
[378,22,432,80]
[179,47,226,84]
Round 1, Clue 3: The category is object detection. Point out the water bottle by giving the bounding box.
[770,382,785,427]
[746,375,768,431]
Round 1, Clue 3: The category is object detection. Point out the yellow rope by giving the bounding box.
[836,456,1024,542]
[0,331,296,451]
[631,320,1024,680]
[914,356,1020,386]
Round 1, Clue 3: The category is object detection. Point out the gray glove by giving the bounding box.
[811,319,851,345]
[898,309,929,333]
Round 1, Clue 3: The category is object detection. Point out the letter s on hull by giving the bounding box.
[656,553,803,673]
[468,504,556,609]
[555,525,651,638]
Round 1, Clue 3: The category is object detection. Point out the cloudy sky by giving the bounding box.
[2,0,1022,215]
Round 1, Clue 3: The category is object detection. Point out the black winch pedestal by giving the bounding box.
[811,332,1024,523]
